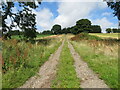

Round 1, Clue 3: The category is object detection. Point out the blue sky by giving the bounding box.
[33,1,118,33]
[7,0,118,33]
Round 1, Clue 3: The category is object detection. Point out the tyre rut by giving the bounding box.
[20,40,65,88]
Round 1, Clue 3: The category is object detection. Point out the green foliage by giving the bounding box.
[71,33,102,41]
[106,28,120,33]
[90,25,102,33]
[76,19,91,27]
[70,26,79,35]
[52,41,80,88]
[76,19,92,33]
[107,2,120,20]
[112,28,120,33]
[1,1,41,39]
[60,19,102,35]
[51,24,62,34]
[61,28,71,34]
[8,30,23,35]
[106,28,112,33]
[2,38,62,88]
[42,30,53,35]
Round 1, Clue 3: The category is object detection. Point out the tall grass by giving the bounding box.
[2,37,62,88]
[70,33,118,88]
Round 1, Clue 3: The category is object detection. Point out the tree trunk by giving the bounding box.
[118,20,120,29]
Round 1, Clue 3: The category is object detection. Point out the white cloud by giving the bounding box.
[5,16,12,27]
[53,2,108,29]
[11,7,18,13]
[91,17,116,33]
[30,2,116,33]
[102,12,111,16]
[97,2,107,9]
[53,2,97,28]
[33,8,54,32]
[43,0,104,2]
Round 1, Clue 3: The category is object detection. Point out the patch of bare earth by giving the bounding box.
[68,41,110,88]
[20,40,64,88]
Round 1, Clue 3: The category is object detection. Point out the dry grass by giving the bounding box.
[2,37,63,88]
[89,33,119,39]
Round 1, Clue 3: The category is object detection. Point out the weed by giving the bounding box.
[2,37,62,88]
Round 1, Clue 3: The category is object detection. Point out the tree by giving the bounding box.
[70,26,79,34]
[51,24,61,34]
[1,1,41,39]
[61,28,71,34]
[42,30,53,35]
[76,19,92,33]
[107,1,120,20]
[107,1,120,28]
[112,28,120,33]
[90,25,102,33]
[106,28,112,33]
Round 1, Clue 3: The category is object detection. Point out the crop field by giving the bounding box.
[1,33,119,89]
[89,33,119,39]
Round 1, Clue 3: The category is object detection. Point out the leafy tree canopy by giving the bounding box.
[107,1,120,20]
[51,24,61,35]
[1,1,41,39]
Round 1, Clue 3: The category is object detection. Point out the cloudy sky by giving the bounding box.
[9,0,118,33]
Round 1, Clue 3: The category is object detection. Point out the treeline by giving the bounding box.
[5,19,120,38]
[42,19,102,35]
[106,28,120,33]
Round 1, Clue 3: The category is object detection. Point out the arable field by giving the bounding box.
[89,33,119,39]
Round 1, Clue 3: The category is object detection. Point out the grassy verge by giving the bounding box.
[2,37,62,88]
[51,41,80,88]
[71,40,118,88]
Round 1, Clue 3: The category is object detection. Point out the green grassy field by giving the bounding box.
[89,33,119,39]
[52,40,80,88]
[11,34,52,40]
[36,34,52,39]
[2,37,62,88]
[71,40,118,88]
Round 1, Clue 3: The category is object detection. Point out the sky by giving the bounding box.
[5,0,118,33]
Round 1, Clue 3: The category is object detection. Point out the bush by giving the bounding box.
[71,33,102,41]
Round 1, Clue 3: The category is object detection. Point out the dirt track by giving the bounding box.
[68,40,109,88]
[20,40,64,88]
[20,36,110,88]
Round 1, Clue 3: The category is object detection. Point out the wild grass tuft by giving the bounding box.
[2,38,62,88]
